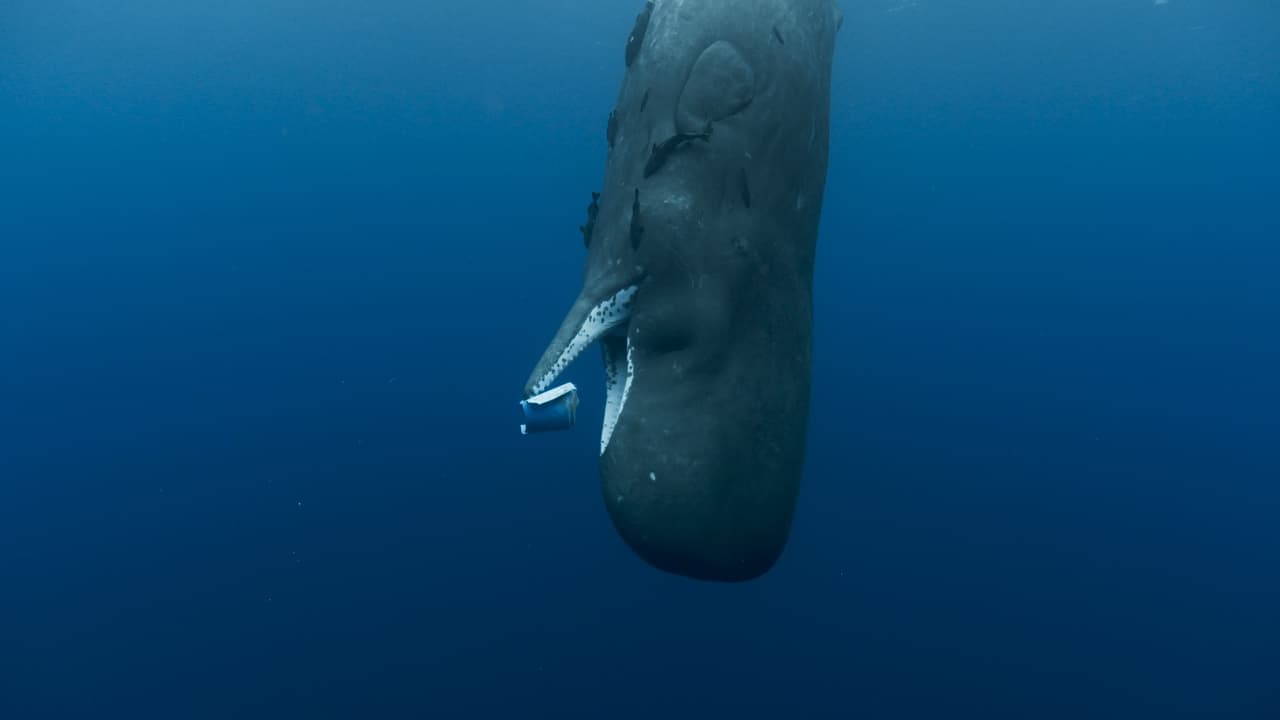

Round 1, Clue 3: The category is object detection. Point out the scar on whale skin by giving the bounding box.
[643,123,713,178]
[523,0,842,582]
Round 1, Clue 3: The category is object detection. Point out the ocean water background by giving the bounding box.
[2,0,1277,717]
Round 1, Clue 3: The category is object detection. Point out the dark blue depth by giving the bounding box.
[1,1,1277,718]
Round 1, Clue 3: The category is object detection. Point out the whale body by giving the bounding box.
[524,0,842,581]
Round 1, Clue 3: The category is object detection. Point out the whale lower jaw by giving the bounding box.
[527,284,640,454]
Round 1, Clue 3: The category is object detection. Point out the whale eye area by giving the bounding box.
[633,297,700,357]
[639,319,695,356]
[633,285,732,363]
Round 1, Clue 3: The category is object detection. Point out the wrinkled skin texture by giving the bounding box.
[525,0,841,581]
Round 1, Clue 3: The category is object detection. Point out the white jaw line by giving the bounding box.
[529,285,637,397]
[528,285,639,454]
[600,335,634,456]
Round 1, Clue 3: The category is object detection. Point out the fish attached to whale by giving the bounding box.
[523,0,842,582]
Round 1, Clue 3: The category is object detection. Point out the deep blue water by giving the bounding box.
[2,1,1278,717]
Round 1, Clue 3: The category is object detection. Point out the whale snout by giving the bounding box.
[598,386,804,582]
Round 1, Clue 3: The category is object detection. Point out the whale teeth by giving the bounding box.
[530,285,638,396]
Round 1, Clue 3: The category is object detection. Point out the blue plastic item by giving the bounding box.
[519,382,579,434]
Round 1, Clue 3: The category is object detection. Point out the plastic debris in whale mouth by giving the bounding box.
[519,383,579,435]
